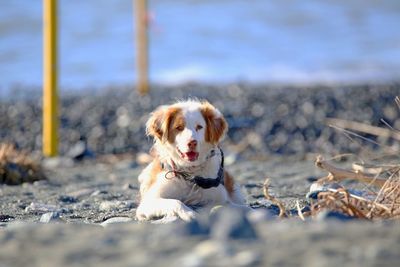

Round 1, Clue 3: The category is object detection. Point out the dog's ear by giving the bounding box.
[201,101,228,144]
[146,106,166,140]
[146,106,182,143]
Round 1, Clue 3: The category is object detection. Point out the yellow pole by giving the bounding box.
[135,0,149,95]
[43,0,58,157]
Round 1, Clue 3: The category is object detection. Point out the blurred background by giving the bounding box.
[1,0,400,93]
[1,0,400,158]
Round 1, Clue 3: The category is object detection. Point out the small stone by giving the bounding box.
[42,157,74,168]
[33,180,48,186]
[210,207,258,240]
[194,240,224,257]
[316,210,355,221]
[67,141,94,161]
[246,209,273,223]
[21,183,32,189]
[178,240,224,267]
[98,201,135,212]
[58,195,78,203]
[100,217,133,227]
[307,182,343,199]
[122,183,137,190]
[233,250,262,266]
[179,253,204,267]
[117,114,130,128]
[168,219,209,235]
[40,212,61,223]
[72,202,91,210]
[99,201,115,211]
[91,190,108,197]
[0,215,15,222]
[67,188,95,199]
[25,203,58,213]
[306,176,318,183]
[114,160,133,170]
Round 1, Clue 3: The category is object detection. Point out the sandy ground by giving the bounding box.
[1,156,399,267]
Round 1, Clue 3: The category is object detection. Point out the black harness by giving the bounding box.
[162,148,225,189]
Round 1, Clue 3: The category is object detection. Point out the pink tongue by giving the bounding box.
[185,152,198,161]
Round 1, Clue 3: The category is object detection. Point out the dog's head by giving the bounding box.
[146,100,227,167]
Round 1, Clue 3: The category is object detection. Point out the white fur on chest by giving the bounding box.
[142,156,228,207]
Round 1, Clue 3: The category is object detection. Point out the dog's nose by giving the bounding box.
[187,140,197,150]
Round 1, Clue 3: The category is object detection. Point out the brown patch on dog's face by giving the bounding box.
[200,102,227,144]
[146,106,184,143]
[166,108,185,143]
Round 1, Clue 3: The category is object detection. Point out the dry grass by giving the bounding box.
[309,96,400,220]
[0,143,47,185]
[263,154,400,221]
[312,158,400,220]
[263,96,400,220]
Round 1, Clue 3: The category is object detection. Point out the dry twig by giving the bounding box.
[296,200,305,221]
[263,178,287,218]
[326,118,400,141]
[315,156,388,187]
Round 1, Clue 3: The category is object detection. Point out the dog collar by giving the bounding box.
[162,148,225,189]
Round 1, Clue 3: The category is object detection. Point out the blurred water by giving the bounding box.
[0,0,400,92]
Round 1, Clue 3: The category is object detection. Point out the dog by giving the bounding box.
[136,100,246,221]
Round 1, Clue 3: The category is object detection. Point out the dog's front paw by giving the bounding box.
[135,206,150,221]
[164,199,196,222]
[176,207,196,222]
[136,198,196,222]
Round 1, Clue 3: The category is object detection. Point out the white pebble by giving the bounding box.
[25,203,58,213]
[100,217,133,227]
[40,212,60,223]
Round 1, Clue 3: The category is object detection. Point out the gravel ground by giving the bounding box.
[0,155,320,225]
[1,83,400,266]
[0,157,399,267]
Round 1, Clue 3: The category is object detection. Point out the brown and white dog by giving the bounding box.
[136,100,246,221]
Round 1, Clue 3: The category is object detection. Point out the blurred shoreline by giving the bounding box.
[2,0,400,88]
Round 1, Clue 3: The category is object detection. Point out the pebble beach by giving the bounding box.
[2,83,400,156]
[1,83,400,266]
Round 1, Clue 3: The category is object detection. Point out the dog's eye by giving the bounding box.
[176,125,184,131]
[195,125,203,131]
